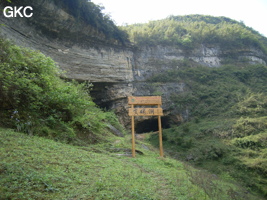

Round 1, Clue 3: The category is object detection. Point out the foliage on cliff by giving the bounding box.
[122,15,267,53]
[149,63,267,118]
[1,0,129,45]
[148,61,267,197]
[0,37,124,143]
[52,0,129,44]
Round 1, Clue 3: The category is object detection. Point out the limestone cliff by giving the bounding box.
[1,0,267,130]
[0,0,134,83]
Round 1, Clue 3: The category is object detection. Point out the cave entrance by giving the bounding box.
[135,116,171,134]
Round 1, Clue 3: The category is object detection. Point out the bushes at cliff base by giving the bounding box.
[0,37,120,142]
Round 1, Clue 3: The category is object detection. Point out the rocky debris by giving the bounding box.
[106,124,124,137]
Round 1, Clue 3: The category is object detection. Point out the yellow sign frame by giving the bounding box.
[128,96,164,158]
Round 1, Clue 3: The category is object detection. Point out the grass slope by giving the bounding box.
[150,116,267,196]
[0,128,262,200]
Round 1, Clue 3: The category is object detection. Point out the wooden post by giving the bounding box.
[131,105,136,158]
[158,104,164,157]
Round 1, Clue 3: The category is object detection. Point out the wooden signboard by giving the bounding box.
[128,96,164,158]
[128,96,162,105]
[129,108,163,116]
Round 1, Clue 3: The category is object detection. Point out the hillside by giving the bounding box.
[123,15,267,55]
[0,1,267,199]
[0,128,262,200]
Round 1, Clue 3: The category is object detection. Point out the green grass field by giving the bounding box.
[0,128,262,200]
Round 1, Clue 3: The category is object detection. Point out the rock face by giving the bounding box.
[132,45,266,81]
[1,0,267,131]
[133,45,221,82]
[0,1,134,83]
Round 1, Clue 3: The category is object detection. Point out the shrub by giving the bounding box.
[232,133,267,150]
[232,117,267,138]
[0,37,118,142]
[235,93,267,116]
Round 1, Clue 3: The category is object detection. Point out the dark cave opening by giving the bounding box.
[89,82,115,110]
[135,116,171,134]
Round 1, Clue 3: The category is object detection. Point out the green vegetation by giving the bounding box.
[52,0,129,44]
[0,37,124,144]
[122,15,267,54]
[149,63,267,118]
[149,117,267,198]
[147,62,267,198]
[0,128,262,200]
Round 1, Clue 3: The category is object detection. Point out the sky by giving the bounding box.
[91,0,267,37]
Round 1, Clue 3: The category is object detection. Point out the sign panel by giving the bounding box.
[129,108,163,116]
[128,96,162,105]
